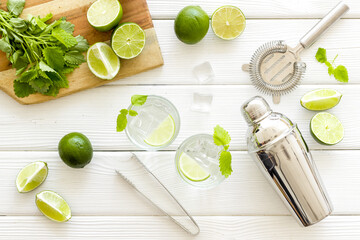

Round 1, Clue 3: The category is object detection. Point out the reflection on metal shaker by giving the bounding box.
[241,96,333,226]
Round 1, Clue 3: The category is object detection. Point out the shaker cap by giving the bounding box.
[241,96,272,125]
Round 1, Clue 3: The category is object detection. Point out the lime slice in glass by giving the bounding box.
[179,153,210,182]
[16,161,48,193]
[36,191,72,222]
[87,0,123,32]
[144,115,175,147]
[301,89,342,111]
[87,42,120,80]
[111,23,146,59]
[211,5,246,40]
[310,112,344,145]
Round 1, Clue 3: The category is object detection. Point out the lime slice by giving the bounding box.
[144,115,175,147]
[179,153,210,182]
[36,191,72,222]
[111,23,146,59]
[211,6,246,40]
[87,0,123,32]
[301,89,342,111]
[310,112,344,145]
[87,42,120,80]
[16,162,48,193]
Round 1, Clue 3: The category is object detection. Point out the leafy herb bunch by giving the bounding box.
[0,0,89,98]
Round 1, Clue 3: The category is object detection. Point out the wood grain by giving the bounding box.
[0,0,163,104]
[147,0,359,19]
[1,216,360,239]
[102,19,360,85]
[0,85,357,151]
[1,151,359,216]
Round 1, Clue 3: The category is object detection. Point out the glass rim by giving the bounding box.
[125,95,181,150]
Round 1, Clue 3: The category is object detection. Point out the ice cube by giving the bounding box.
[191,93,213,113]
[193,61,215,84]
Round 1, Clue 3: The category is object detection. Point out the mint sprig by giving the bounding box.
[315,48,348,83]
[213,125,232,178]
[116,95,148,132]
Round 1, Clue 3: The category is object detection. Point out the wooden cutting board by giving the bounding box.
[0,0,163,104]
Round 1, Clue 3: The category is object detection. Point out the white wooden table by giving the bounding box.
[1,0,360,239]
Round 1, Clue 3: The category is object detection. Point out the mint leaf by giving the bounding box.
[64,51,86,65]
[43,47,65,71]
[18,68,38,82]
[116,110,128,132]
[316,47,348,83]
[13,80,35,98]
[58,20,75,34]
[52,28,78,48]
[129,110,138,117]
[120,109,128,115]
[71,36,89,52]
[131,95,148,106]
[0,38,12,54]
[7,0,25,16]
[315,48,327,63]
[219,151,232,178]
[29,77,52,94]
[40,13,53,23]
[334,65,348,83]
[213,125,231,146]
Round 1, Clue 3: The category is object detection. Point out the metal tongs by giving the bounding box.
[115,153,200,235]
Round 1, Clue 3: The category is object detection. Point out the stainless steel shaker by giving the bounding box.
[241,96,333,227]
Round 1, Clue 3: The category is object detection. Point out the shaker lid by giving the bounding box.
[241,96,272,124]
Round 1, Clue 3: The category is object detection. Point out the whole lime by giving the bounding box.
[174,6,209,44]
[58,132,93,168]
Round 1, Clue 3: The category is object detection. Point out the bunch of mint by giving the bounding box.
[0,0,89,98]
[213,125,233,178]
[116,95,148,132]
[315,48,348,83]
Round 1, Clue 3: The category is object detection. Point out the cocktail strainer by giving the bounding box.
[243,1,349,104]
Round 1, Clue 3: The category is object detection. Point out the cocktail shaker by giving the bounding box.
[241,96,333,227]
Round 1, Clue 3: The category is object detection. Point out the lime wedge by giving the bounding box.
[179,153,210,182]
[310,112,344,145]
[144,115,175,147]
[87,0,123,32]
[87,42,120,80]
[211,6,246,40]
[16,162,48,193]
[36,191,72,222]
[111,23,146,59]
[301,89,342,111]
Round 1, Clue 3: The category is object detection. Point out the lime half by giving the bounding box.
[310,112,344,145]
[87,42,120,80]
[87,0,123,32]
[301,89,342,111]
[179,153,210,182]
[211,6,246,40]
[36,191,72,222]
[111,23,146,59]
[144,115,175,147]
[16,162,48,193]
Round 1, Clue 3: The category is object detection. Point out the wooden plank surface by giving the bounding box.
[148,0,359,19]
[1,151,359,216]
[0,0,359,238]
[0,0,163,104]
[1,216,360,239]
[0,85,357,151]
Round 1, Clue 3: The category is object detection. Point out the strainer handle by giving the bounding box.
[300,1,349,48]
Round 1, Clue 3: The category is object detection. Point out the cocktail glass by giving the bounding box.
[175,134,225,188]
[125,95,180,150]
